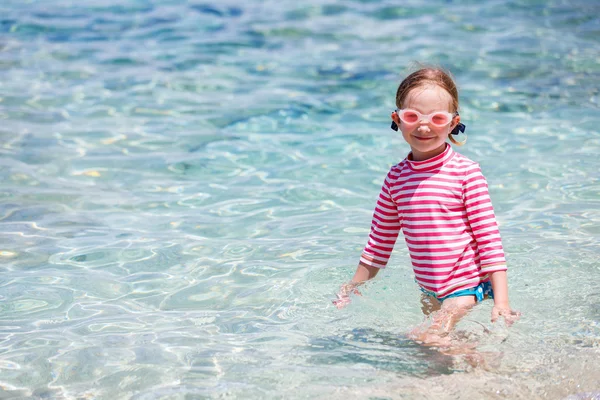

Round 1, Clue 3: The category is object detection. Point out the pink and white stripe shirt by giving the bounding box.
[360,144,507,297]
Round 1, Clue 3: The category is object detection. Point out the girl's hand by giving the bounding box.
[332,283,361,309]
[491,305,521,326]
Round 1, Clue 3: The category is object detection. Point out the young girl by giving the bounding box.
[334,67,519,345]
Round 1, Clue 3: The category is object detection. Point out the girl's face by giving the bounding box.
[392,85,459,162]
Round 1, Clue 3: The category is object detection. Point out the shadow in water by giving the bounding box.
[306,328,455,376]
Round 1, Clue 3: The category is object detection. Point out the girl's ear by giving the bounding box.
[390,111,401,131]
[451,114,461,130]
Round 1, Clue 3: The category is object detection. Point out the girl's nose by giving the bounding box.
[417,124,431,133]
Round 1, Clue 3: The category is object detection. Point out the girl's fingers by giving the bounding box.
[332,297,350,309]
[491,308,521,325]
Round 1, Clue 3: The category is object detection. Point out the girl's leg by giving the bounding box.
[420,293,441,316]
[412,295,477,346]
[414,295,496,369]
[431,295,477,333]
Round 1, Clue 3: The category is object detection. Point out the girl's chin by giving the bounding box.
[412,142,445,151]
[410,143,446,159]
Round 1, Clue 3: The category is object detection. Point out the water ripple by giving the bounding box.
[1,0,599,397]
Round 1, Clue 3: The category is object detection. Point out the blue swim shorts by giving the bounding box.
[420,281,494,303]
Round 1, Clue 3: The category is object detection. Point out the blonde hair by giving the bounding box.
[395,66,466,146]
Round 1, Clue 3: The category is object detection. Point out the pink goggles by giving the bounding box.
[395,109,458,128]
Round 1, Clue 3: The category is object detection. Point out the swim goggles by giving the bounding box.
[390,109,466,136]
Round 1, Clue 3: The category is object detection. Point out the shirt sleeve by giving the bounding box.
[462,164,508,274]
[359,170,402,268]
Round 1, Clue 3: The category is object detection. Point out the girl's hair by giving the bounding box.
[395,66,465,145]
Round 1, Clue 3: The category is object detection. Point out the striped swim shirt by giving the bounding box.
[359,143,508,298]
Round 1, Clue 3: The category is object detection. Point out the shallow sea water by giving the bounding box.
[1,0,599,398]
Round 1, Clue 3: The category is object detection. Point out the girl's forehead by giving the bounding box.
[403,85,453,110]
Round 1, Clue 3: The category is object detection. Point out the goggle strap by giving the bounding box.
[450,123,466,136]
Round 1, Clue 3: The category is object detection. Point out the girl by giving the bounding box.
[334,67,519,345]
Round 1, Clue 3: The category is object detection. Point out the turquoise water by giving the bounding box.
[1,0,599,398]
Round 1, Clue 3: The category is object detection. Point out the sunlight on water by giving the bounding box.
[1,0,599,398]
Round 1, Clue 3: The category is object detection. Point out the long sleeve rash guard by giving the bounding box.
[359,144,508,298]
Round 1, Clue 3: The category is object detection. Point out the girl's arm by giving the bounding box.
[334,170,402,309]
[351,262,380,283]
[490,270,509,307]
[462,164,519,324]
[490,270,520,325]
[333,263,380,308]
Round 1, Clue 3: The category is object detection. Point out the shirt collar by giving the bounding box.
[406,143,454,171]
